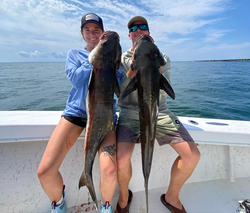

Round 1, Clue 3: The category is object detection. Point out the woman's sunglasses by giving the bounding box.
[129,24,148,32]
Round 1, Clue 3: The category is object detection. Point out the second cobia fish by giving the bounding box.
[122,35,175,213]
[79,31,121,210]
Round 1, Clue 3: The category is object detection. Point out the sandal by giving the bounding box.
[115,190,133,213]
[160,194,187,213]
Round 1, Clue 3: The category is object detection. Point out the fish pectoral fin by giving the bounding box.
[121,72,139,100]
[160,75,175,100]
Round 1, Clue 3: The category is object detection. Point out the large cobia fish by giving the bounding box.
[79,31,121,210]
[121,35,175,213]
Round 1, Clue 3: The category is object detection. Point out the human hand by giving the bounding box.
[127,68,137,79]
[126,54,138,79]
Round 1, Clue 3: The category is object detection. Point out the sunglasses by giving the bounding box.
[129,24,148,32]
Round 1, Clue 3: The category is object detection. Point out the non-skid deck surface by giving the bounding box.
[67,177,250,213]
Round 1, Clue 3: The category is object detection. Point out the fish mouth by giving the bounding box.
[100,31,120,41]
[135,35,154,47]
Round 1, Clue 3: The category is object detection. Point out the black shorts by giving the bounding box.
[62,115,87,128]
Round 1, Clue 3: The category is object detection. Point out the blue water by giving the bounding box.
[168,61,250,121]
[0,61,249,121]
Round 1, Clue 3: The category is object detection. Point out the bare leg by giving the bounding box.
[98,130,117,204]
[37,117,84,202]
[116,142,135,209]
[164,141,200,209]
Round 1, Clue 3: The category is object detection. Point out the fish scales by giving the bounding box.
[79,31,121,210]
[121,35,175,213]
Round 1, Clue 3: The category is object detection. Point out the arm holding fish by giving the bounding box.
[121,48,169,81]
[125,58,138,79]
[65,49,92,89]
[121,50,137,79]
[121,51,132,72]
[127,67,137,79]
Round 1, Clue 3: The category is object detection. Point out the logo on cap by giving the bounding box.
[86,14,99,22]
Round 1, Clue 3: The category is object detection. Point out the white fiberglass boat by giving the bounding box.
[0,111,250,213]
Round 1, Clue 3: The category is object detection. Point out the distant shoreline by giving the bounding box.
[1,59,250,63]
[193,59,250,62]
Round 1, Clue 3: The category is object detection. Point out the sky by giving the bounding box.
[0,0,250,62]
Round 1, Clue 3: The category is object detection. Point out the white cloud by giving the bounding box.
[30,50,48,57]
[17,50,48,58]
[204,29,230,42]
[17,50,66,58]
[142,0,232,36]
[52,52,66,58]
[18,51,30,58]
[201,42,250,50]
[0,0,249,62]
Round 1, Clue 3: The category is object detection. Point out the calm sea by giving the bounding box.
[0,61,249,121]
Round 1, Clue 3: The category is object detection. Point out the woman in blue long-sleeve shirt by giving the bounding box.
[37,13,123,213]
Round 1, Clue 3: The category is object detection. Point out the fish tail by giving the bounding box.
[79,172,99,210]
[144,178,149,213]
[78,172,87,189]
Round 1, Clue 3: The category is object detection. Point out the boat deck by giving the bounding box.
[68,177,250,213]
[1,111,250,213]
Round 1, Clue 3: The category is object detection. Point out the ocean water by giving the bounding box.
[0,61,249,121]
